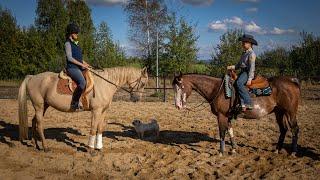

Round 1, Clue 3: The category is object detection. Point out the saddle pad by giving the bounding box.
[57,79,77,95]
[249,86,272,96]
[224,75,233,98]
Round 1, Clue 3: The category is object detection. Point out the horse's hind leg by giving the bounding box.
[31,116,40,150]
[289,115,299,156]
[32,103,49,150]
[34,103,49,152]
[275,111,287,153]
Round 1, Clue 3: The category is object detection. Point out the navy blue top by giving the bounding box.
[65,39,84,70]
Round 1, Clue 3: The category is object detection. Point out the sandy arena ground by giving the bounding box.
[0,88,319,179]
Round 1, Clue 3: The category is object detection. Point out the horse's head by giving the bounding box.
[172,73,191,110]
[128,67,148,102]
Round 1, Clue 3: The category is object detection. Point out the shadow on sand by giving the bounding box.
[104,122,218,146]
[0,119,87,152]
[1,119,319,160]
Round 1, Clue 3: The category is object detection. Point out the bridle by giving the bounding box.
[176,77,225,112]
[127,76,145,94]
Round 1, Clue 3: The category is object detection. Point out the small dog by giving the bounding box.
[132,118,159,139]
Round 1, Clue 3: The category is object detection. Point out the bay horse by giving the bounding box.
[18,67,148,153]
[172,74,300,156]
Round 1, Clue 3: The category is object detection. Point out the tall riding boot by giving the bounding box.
[71,87,84,111]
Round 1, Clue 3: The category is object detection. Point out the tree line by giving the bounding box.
[0,0,127,79]
[209,29,320,80]
[0,0,319,80]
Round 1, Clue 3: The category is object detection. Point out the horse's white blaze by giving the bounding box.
[88,135,96,149]
[228,127,234,138]
[95,134,103,149]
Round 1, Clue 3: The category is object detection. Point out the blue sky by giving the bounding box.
[1,0,320,59]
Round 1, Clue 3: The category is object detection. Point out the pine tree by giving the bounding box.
[94,21,125,68]
[0,7,21,79]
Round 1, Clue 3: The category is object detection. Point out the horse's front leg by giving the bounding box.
[88,108,103,154]
[95,109,107,151]
[218,113,228,156]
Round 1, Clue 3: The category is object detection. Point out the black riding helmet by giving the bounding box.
[66,23,80,36]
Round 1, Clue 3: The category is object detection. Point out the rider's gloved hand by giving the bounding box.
[227,65,235,70]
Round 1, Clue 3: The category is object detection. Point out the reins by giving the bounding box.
[87,67,144,94]
[185,77,225,112]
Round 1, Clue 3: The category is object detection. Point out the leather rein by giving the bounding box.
[88,67,145,94]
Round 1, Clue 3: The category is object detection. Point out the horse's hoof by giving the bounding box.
[88,148,97,156]
[274,149,279,154]
[291,152,297,158]
[219,152,223,157]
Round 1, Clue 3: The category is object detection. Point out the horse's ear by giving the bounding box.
[141,67,148,77]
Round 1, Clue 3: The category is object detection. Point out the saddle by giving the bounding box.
[229,69,269,89]
[225,70,272,120]
[57,69,94,110]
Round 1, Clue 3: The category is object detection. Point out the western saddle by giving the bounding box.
[228,69,269,89]
[57,69,94,110]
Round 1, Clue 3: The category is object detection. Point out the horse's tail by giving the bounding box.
[18,75,32,141]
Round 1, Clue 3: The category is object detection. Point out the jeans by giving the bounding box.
[67,68,86,105]
[236,71,252,106]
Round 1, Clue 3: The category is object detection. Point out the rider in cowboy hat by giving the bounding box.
[227,34,258,112]
[65,23,90,111]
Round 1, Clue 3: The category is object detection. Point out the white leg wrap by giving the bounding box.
[228,128,234,138]
[95,134,103,149]
[88,135,96,149]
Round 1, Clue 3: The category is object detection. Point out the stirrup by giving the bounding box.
[70,102,84,112]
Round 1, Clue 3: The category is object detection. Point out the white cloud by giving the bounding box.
[209,17,295,35]
[225,16,244,26]
[208,21,227,31]
[244,21,266,34]
[181,0,214,6]
[246,7,258,13]
[270,27,295,35]
[84,0,127,6]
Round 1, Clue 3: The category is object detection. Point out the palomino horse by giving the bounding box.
[18,67,148,153]
[172,74,300,156]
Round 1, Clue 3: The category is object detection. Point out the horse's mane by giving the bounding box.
[100,66,142,83]
[182,73,223,80]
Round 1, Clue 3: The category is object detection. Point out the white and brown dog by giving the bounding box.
[132,118,160,139]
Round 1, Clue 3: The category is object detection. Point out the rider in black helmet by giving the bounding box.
[65,23,90,111]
